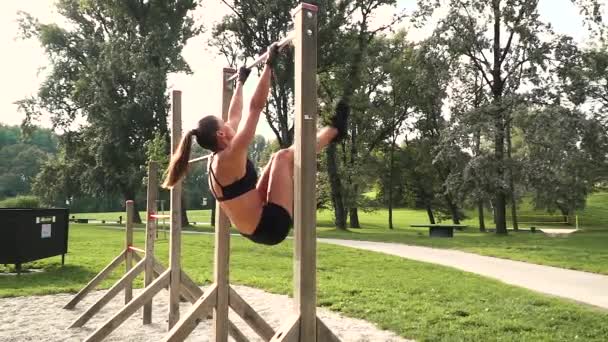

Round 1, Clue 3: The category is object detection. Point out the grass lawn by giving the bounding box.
[1,225,607,341]
[72,194,608,275]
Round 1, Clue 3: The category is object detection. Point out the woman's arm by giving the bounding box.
[226,67,251,131]
[230,45,277,153]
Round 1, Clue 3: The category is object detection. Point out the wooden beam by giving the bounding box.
[144,161,159,324]
[168,90,183,329]
[316,318,340,342]
[213,67,236,342]
[83,270,171,342]
[125,200,134,304]
[229,287,275,341]
[163,284,218,342]
[229,322,250,342]
[63,250,126,310]
[69,258,146,328]
[292,3,319,341]
[269,315,300,342]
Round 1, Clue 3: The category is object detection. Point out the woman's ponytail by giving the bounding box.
[162,130,195,189]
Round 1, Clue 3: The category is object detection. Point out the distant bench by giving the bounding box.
[410,224,468,238]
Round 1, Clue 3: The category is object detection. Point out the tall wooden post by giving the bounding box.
[293,3,318,340]
[124,200,134,304]
[213,68,236,342]
[168,90,183,329]
[144,161,159,324]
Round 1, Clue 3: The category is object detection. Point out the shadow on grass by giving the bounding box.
[0,262,99,298]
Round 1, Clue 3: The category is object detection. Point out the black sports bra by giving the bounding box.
[208,154,258,202]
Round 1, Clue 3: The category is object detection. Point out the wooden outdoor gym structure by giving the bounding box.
[64,3,339,341]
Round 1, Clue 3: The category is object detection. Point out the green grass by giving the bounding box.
[1,225,607,341]
[70,192,608,275]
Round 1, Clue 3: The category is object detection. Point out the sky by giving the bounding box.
[0,0,600,138]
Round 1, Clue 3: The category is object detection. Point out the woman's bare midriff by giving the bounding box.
[218,189,263,235]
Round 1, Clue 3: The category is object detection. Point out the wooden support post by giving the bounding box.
[213,68,236,342]
[229,287,275,341]
[63,250,127,310]
[293,3,319,341]
[125,200,134,304]
[169,90,183,329]
[144,161,159,324]
[84,270,171,342]
[69,258,146,328]
[163,285,218,342]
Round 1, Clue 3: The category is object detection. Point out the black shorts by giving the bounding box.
[241,203,292,246]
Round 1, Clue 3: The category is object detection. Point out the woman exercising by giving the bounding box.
[163,43,349,246]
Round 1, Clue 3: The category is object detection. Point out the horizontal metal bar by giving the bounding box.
[188,154,211,164]
[127,246,145,254]
[149,214,170,219]
[227,32,296,82]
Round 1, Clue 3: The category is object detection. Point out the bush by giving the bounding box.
[0,195,41,208]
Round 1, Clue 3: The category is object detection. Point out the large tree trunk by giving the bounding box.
[492,0,507,235]
[124,191,142,224]
[348,121,360,229]
[388,138,395,230]
[425,202,436,224]
[210,206,215,227]
[445,194,461,224]
[478,200,486,232]
[181,195,189,227]
[506,120,518,231]
[327,144,347,229]
[349,208,360,228]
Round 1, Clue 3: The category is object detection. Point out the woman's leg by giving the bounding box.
[261,126,337,216]
[256,153,276,201]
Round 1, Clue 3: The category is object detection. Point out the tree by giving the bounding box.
[0,125,58,200]
[515,105,606,217]
[417,0,604,234]
[18,0,200,222]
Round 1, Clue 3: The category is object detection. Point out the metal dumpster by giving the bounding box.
[0,208,69,273]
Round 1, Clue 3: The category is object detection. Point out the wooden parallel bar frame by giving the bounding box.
[124,200,134,303]
[81,90,251,342]
[163,3,339,341]
[144,161,159,324]
[168,90,183,329]
[270,4,340,341]
[63,200,144,312]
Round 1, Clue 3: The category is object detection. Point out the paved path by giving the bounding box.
[319,238,608,310]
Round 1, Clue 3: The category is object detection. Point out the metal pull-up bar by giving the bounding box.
[188,155,211,164]
[226,31,296,82]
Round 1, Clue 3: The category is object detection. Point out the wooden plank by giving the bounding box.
[269,315,300,342]
[125,200,134,304]
[229,287,275,341]
[292,4,319,341]
[316,318,341,342]
[163,284,218,342]
[144,161,159,324]
[213,67,236,342]
[168,90,183,329]
[69,258,146,328]
[229,322,250,342]
[63,250,126,310]
[84,270,170,342]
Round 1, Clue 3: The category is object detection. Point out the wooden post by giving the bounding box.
[168,90,183,329]
[144,161,159,324]
[125,200,134,304]
[213,68,236,342]
[293,3,318,341]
